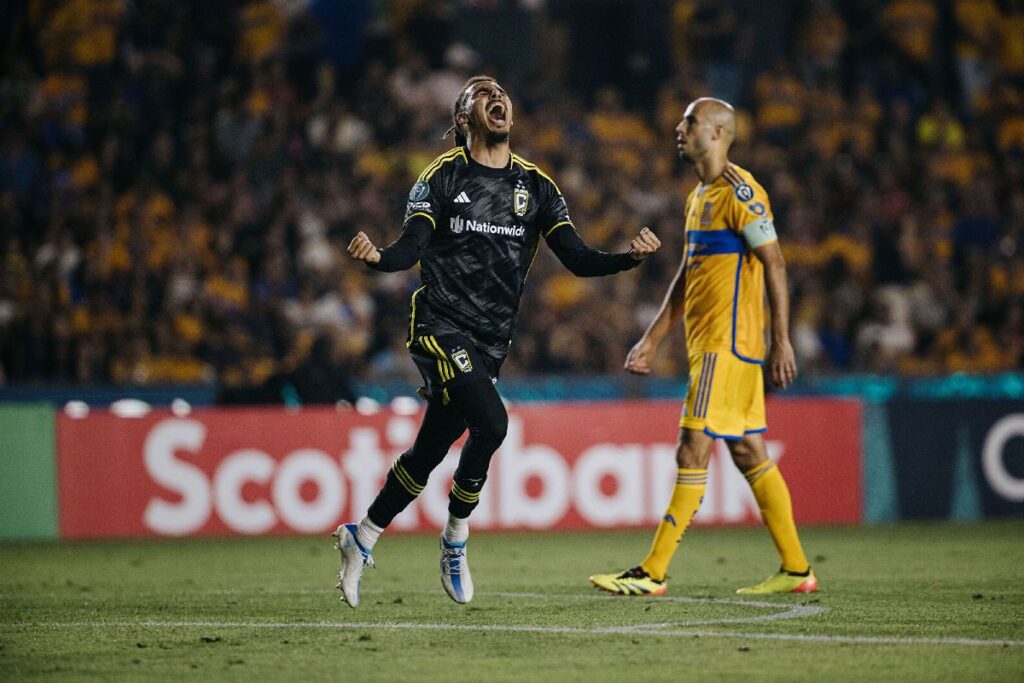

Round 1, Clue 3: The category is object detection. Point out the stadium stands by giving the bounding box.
[1,0,1022,394]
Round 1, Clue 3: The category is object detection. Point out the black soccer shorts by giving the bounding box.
[409,333,498,404]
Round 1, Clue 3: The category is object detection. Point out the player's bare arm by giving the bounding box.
[347,231,381,264]
[753,240,797,389]
[625,252,687,374]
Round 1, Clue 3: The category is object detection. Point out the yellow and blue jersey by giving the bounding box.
[683,163,777,364]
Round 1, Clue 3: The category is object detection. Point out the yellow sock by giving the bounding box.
[640,469,707,581]
[744,460,809,574]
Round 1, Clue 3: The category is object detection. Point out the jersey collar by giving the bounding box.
[698,163,736,193]
[465,146,514,178]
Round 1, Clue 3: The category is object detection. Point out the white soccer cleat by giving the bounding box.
[332,523,374,608]
[440,537,474,604]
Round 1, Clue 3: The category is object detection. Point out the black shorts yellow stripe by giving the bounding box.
[407,286,427,347]
[419,335,456,382]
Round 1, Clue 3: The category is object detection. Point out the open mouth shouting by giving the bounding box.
[487,101,508,128]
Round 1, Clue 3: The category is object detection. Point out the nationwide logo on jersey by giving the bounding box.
[449,215,526,237]
[734,183,755,202]
[513,181,529,217]
[452,348,473,373]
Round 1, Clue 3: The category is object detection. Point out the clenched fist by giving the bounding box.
[347,231,381,264]
[629,227,661,261]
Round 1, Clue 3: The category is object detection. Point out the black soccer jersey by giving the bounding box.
[370,146,639,368]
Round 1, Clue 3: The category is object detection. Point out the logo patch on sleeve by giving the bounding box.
[452,349,473,373]
[409,181,430,201]
[734,183,755,202]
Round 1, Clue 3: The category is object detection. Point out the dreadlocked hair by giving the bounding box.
[443,74,499,147]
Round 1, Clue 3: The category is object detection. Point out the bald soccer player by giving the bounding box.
[589,98,818,596]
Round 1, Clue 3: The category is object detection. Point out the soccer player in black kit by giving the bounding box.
[336,75,661,607]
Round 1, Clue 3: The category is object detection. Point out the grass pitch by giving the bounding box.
[1,522,1022,682]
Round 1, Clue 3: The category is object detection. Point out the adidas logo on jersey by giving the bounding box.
[454,192,471,204]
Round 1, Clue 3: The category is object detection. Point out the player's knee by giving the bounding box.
[471,409,507,452]
[728,441,766,471]
[675,443,710,469]
[494,407,509,440]
[675,430,713,469]
[729,440,752,460]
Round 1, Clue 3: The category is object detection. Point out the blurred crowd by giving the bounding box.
[1,0,1023,395]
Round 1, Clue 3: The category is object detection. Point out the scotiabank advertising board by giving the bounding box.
[56,399,861,538]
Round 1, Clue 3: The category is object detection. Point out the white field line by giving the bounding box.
[2,590,822,627]
[213,588,827,626]
[5,619,1023,648]
[481,591,828,626]
[6,591,1023,647]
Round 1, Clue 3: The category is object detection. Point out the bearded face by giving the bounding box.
[459,80,513,145]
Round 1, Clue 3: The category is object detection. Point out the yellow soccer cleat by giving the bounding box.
[590,566,667,596]
[736,568,818,595]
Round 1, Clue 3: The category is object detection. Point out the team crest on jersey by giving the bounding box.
[514,182,529,217]
[701,202,713,226]
[409,181,429,201]
[452,348,473,373]
[734,183,755,202]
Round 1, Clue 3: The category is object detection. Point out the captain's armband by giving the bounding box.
[741,218,778,249]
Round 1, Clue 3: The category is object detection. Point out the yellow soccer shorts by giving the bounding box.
[679,350,766,440]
